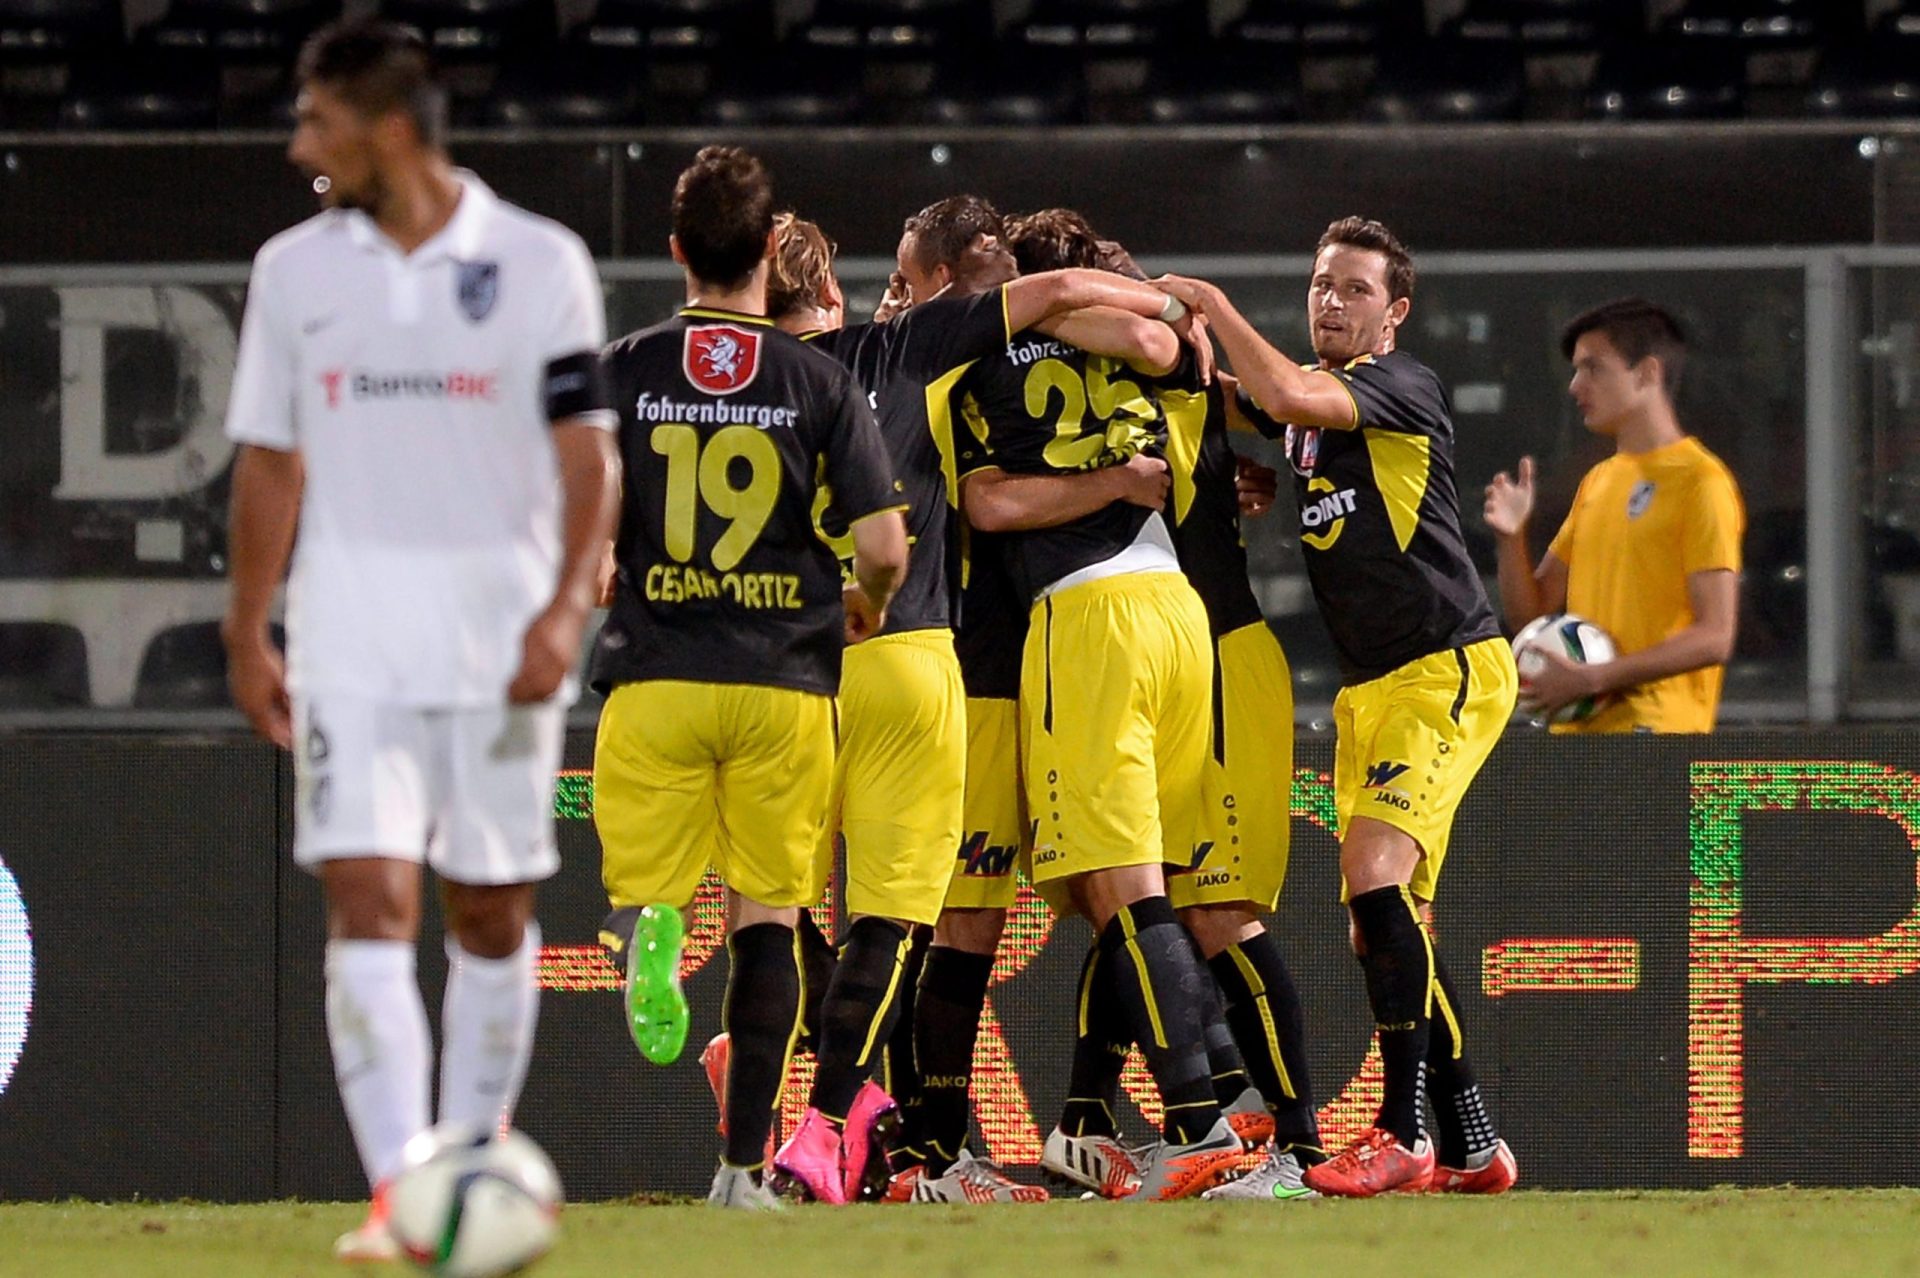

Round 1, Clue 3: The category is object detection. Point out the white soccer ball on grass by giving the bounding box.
[388,1124,563,1278]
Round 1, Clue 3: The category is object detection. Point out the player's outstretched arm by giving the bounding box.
[508,423,621,704]
[1005,268,1186,334]
[846,509,910,643]
[1036,306,1181,376]
[1485,456,1567,632]
[222,443,304,749]
[1156,276,1359,431]
[961,455,1169,534]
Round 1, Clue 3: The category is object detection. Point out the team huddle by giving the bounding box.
[215,18,1729,1258]
[584,143,1523,1211]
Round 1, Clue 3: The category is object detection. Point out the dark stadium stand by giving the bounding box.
[0,623,90,710]
[1,0,1916,128]
[131,620,285,710]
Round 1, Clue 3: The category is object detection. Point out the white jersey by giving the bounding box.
[225,173,613,707]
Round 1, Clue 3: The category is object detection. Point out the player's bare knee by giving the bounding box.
[442,881,537,959]
[728,892,798,931]
[321,858,420,941]
[934,907,1006,955]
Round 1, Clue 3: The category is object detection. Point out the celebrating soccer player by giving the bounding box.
[1159,217,1520,1196]
[590,147,909,1209]
[222,19,621,1259]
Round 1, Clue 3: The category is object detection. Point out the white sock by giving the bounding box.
[325,939,433,1189]
[439,921,542,1135]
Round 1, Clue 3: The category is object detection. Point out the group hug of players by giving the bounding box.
[591,145,1521,1208]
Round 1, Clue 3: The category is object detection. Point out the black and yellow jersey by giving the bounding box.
[1155,352,1265,638]
[953,524,1027,700]
[1267,350,1500,683]
[592,306,900,697]
[955,334,1169,605]
[802,287,1013,638]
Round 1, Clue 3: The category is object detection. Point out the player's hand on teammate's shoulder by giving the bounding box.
[842,583,888,645]
[1234,455,1279,518]
[508,602,586,705]
[224,625,293,749]
[873,272,914,324]
[1484,456,1536,538]
[1112,452,1172,512]
[1518,645,1600,718]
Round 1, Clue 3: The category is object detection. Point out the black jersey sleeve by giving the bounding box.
[893,288,1013,382]
[1234,383,1287,440]
[820,372,902,523]
[1327,352,1450,438]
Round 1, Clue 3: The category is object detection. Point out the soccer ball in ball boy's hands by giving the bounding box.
[1511,612,1616,726]
[388,1124,563,1278]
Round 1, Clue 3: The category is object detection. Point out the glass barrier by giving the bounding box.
[0,255,1838,721]
[1852,265,1920,708]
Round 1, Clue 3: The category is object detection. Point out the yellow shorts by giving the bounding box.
[1333,637,1517,902]
[1022,571,1212,889]
[594,679,834,912]
[942,696,1028,912]
[1169,621,1294,912]
[813,629,966,927]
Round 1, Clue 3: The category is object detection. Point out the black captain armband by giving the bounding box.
[544,350,612,422]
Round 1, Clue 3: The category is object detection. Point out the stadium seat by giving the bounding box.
[146,0,341,54]
[1016,0,1207,51]
[1221,0,1421,50]
[797,0,990,56]
[578,0,775,53]
[891,46,1084,124]
[60,46,222,128]
[1806,33,1920,118]
[1662,0,1859,48]
[700,57,864,125]
[133,620,286,710]
[1449,0,1644,49]
[0,0,122,56]
[486,42,644,126]
[1363,36,1524,122]
[1585,37,1744,118]
[0,622,90,709]
[1087,41,1302,124]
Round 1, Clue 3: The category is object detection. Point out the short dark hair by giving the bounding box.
[296,19,447,148]
[1316,216,1415,303]
[902,195,1005,273]
[672,146,776,290]
[1561,298,1689,391]
[1006,208,1103,274]
[767,211,836,320]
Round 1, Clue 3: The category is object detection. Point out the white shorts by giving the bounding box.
[292,696,565,886]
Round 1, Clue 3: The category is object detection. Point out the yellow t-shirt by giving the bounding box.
[1547,435,1745,734]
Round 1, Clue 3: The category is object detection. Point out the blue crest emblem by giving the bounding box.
[456,260,499,323]
[1627,480,1656,520]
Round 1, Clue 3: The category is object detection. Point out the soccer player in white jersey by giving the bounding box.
[220,20,620,1261]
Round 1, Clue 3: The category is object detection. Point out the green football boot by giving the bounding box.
[606,903,689,1064]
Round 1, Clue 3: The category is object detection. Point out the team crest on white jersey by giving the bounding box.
[685,325,762,395]
[1627,480,1656,519]
[455,260,499,323]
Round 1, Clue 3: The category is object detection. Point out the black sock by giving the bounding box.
[1186,934,1252,1107]
[1427,953,1497,1167]
[1100,897,1222,1146]
[911,945,994,1172]
[1059,941,1128,1139]
[1349,885,1432,1150]
[881,926,929,1103]
[722,923,801,1168]
[795,910,837,1056]
[1208,932,1323,1161]
[810,916,913,1120]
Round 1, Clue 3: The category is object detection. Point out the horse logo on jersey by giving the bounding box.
[455,260,499,323]
[1627,480,1656,519]
[685,325,762,396]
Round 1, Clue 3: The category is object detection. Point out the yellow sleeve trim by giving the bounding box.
[848,503,910,526]
[1317,368,1363,431]
[999,285,1013,345]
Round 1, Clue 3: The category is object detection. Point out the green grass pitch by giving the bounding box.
[3,1192,1918,1277]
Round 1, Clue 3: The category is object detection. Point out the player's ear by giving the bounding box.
[763,226,779,263]
[825,272,845,312]
[668,235,686,267]
[1638,354,1665,394]
[1386,295,1411,329]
